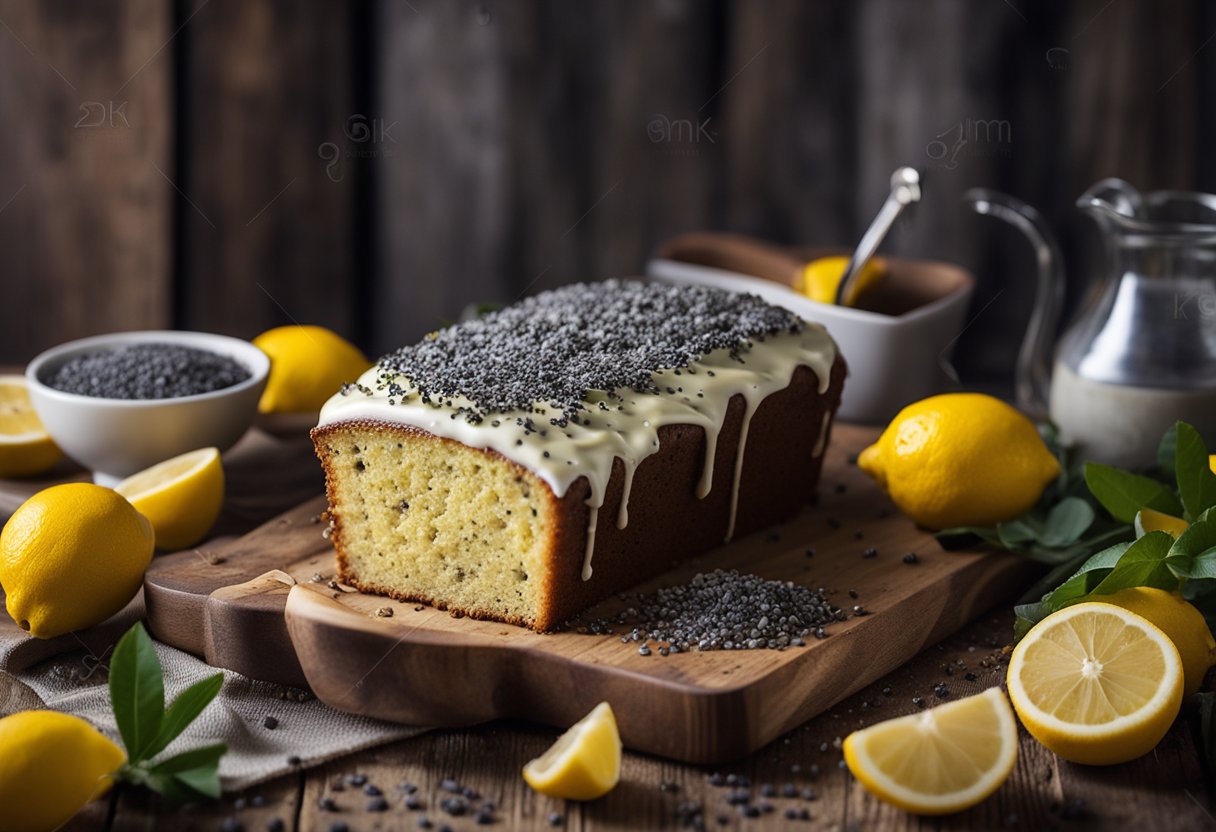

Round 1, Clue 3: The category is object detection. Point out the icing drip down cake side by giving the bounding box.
[311,280,846,631]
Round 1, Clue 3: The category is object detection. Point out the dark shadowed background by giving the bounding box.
[0,0,1210,383]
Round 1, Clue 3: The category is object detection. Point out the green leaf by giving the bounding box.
[935,526,1003,550]
[1090,531,1180,596]
[997,518,1040,548]
[145,743,227,800]
[128,766,220,802]
[1012,538,1150,641]
[143,674,223,760]
[1084,462,1182,524]
[1174,548,1216,580]
[109,622,164,762]
[1065,539,1133,581]
[1175,422,1216,520]
[1158,424,1179,478]
[1013,604,1041,641]
[1038,497,1095,548]
[172,766,223,800]
[151,742,227,775]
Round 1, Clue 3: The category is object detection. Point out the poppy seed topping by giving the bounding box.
[370,280,802,422]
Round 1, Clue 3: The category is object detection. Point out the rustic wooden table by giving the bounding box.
[56,604,1213,832]
[2,364,1209,831]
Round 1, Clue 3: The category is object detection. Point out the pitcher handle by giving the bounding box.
[963,189,1066,420]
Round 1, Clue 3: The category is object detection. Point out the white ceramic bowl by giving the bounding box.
[647,258,974,424]
[26,331,270,484]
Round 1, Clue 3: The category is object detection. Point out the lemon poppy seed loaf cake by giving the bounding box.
[312,280,845,631]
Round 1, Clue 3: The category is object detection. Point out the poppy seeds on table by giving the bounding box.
[585,569,840,653]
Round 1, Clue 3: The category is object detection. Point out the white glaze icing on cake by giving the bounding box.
[318,324,837,581]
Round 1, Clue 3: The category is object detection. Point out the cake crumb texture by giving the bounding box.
[316,422,554,627]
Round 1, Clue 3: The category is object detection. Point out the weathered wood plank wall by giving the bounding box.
[0,0,1210,381]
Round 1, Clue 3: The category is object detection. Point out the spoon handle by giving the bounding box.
[835,167,921,305]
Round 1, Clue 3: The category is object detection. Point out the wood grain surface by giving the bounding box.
[0,0,172,363]
[61,608,1216,831]
[137,424,1036,764]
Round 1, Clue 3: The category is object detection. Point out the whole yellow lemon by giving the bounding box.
[0,483,154,638]
[0,710,126,832]
[1095,586,1216,697]
[252,325,371,414]
[858,393,1059,529]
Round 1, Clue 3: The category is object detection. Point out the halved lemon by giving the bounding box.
[798,256,888,307]
[522,701,621,800]
[113,447,224,551]
[1007,602,1183,765]
[0,376,62,478]
[843,687,1017,815]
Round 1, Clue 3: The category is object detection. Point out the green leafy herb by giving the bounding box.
[108,622,226,800]
[1084,463,1182,524]
[1176,423,1216,521]
[1012,422,1216,640]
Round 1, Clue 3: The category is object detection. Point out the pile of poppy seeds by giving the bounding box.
[582,570,845,653]
[44,343,251,400]
[356,280,803,425]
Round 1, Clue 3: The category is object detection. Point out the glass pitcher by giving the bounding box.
[966,178,1216,467]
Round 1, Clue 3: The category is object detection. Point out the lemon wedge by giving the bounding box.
[1007,602,1183,765]
[522,701,621,800]
[114,447,224,551]
[798,256,887,307]
[843,688,1017,815]
[0,376,62,478]
[1134,508,1189,539]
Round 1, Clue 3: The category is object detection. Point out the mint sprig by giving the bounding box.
[1013,422,1216,639]
[108,622,226,799]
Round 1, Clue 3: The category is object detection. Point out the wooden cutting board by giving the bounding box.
[138,423,1034,764]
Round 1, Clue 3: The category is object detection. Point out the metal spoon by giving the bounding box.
[834,167,922,305]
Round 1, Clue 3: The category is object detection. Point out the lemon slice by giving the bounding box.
[0,376,62,478]
[798,256,887,307]
[1007,602,1183,765]
[843,688,1017,815]
[114,447,224,551]
[522,701,621,800]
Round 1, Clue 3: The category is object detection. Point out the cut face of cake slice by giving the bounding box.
[312,279,845,630]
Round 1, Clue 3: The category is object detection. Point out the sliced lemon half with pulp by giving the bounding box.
[1007,601,1183,765]
[0,375,62,478]
[843,687,1017,815]
[522,701,621,800]
[114,447,224,551]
